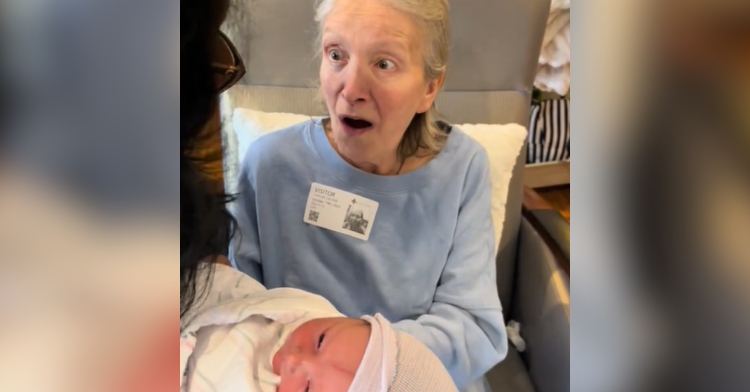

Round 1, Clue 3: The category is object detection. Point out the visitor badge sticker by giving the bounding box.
[304,183,378,241]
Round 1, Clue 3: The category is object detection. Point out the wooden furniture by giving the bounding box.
[524,161,570,188]
[522,186,570,276]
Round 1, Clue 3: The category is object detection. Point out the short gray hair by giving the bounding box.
[315,0,451,159]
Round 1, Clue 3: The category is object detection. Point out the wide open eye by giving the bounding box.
[377,59,395,70]
[328,49,342,62]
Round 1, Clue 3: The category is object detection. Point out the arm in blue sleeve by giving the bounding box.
[392,150,508,389]
[228,151,264,283]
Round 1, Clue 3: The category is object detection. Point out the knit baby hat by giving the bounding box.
[347,314,459,392]
[389,332,459,392]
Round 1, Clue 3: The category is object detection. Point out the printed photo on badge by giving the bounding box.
[342,201,371,235]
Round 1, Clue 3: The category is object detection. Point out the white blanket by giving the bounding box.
[180,265,344,392]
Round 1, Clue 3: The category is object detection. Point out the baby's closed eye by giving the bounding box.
[317,334,326,349]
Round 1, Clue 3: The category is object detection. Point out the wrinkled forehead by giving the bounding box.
[322,0,426,52]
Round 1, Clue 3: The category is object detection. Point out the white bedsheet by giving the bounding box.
[180,265,343,392]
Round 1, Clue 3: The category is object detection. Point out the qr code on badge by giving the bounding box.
[307,210,320,222]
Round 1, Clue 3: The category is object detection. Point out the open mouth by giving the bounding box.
[341,116,373,130]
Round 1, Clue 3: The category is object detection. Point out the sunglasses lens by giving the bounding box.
[214,68,240,94]
[212,32,245,93]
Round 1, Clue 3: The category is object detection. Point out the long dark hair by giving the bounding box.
[180,0,234,319]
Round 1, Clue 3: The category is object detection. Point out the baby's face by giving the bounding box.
[272,317,371,392]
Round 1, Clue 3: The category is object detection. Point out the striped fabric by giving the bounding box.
[527,98,570,164]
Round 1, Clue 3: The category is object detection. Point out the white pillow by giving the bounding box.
[233,108,312,164]
[456,123,527,253]
[230,108,527,254]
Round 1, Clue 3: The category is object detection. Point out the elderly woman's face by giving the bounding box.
[320,0,441,171]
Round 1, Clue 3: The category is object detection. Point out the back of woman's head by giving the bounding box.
[180,0,234,318]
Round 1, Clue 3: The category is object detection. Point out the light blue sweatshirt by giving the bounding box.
[230,120,507,389]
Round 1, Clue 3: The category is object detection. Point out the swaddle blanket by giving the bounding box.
[179,264,343,392]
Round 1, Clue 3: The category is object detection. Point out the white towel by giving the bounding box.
[535,6,571,95]
[179,264,343,392]
[535,63,571,97]
[551,0,570,12]
[540,15,571,68]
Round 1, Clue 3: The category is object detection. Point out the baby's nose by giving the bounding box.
[282,352,306,375]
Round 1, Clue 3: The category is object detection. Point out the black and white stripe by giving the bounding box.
[527,98,570,163]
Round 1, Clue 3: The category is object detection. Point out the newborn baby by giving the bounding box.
[273,316,371,391]
[180,264,458,392]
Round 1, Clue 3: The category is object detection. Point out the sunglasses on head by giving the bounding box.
[212,31,246,94]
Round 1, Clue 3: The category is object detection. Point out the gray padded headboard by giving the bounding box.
[222,0,548,123]
[221,0,551,311]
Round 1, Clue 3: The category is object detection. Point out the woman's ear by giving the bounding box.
[418,73,445,114]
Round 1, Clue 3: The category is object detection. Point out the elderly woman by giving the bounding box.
[231,0,507,390]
